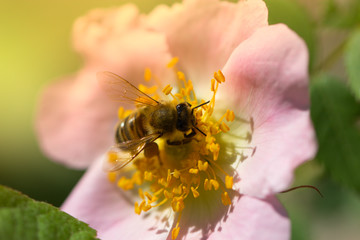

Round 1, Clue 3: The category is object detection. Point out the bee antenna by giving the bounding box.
[191,100,210,114]
[194,126,207,136]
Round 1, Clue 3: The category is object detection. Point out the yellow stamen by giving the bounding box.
[144,68,151,81]
[107,172,117,183]
[107,151,118,163]
[134,202,141,215]
[173,169,181,178]
[138,188,145,200]
[123,110,132,118]
[139,84,158,95]
[144,171,153,181]
[225,176,234,189]
[163,84,173,95]
[142,203,152,212]
[167,57,179,68]
[117,177,133,190]
[172,227,180,240]
[177,71,185,82]
[109,61,240,239]
[210,179,220,190]
[189,168,199,174]
[191,187,200,198]
[219,122,230,133]
[211,78,216,92]
[198,160,208,171]
[225,109,235,122]
[117,107,124,119]
[214,70,225,83]
[221,191,231,206]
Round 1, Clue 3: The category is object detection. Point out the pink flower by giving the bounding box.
[35,0,317,239]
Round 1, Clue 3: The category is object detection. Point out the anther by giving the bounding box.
[167,57,179,68]
[191,187,200,198]
[214,70,225,83]
[225,176,234,189]
[144,68,152,81]
[163,84,173,95]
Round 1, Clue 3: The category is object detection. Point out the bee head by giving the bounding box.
[176,102,194,132]
[176,101,210,136]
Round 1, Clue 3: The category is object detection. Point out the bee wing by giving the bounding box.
[103,133,161,172]
[97,71,159,107]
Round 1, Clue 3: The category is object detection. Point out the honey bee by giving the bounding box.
[98,71,209,171]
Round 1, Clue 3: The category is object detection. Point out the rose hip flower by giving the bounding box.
[35,0,317,239]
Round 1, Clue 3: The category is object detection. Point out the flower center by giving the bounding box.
[106,58,254,239]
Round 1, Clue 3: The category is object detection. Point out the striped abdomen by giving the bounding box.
[115,111,147,146]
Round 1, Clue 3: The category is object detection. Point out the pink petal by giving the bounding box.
[147,0,268,84]
[35,67,117,168]
[61,158,171,240]
[62,157,289,240]
[208,196,290,240]
[220,24,317,198]
[36,5,173,168]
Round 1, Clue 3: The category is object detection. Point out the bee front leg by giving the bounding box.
[184,128,196,138]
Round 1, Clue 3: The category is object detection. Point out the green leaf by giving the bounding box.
[323,0,360,28]
[311,75,360,193]
[345,29,360,100]
[0,185,98,240]
[265,0,316,70]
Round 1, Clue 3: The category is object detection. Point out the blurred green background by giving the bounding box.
[0,0,359,240]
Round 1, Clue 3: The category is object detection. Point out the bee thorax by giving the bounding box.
[149,105,177,133]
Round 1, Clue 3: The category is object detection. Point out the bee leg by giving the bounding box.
[182,138,193,144]
[144,142,162,165]
[167,140,182,145]
[144,142,159,158]
[184,128,197,138]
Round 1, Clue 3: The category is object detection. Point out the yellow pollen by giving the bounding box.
[211,78,216,92]
[142,203,152,212]
[107,172,117,183]
[139,84,158,95]
[172,198,185,212]
[204,178,211,191]
[219,122,230,133]
[226,109,235,122]
[189,168,199,174]
[198,160,209,171]
[221,192,232,206]
[107,151,118,163]
[167,57,179,68]
[173,185,183,195]
[117,177,133,190]
[132,171,142,185]
[172,227,180,240]
[162,84,173,95]
[173,169,181,178]
[214,70,225,83]
[144,171,153,181]
[134,202,141,215]
[138,188,145,200]
[177,71,185,81]
[210,179,220,190]
[191,187,200,198]
[225,176,234,189]
[164,190,173,199]
[109,62,240,239]
[144,68,152,81]
[117,107,124,120]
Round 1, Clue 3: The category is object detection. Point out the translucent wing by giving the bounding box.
[103,133,161,172]
[97,71,159,107]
